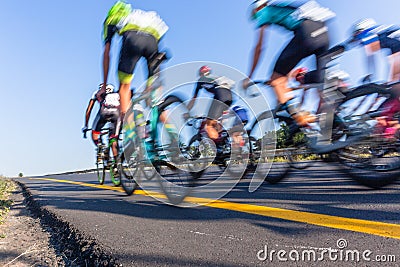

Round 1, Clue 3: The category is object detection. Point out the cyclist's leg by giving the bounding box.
[273,20,329,126]
[91,112,103,146]
[118,32,153,110]
[108,109,120,160]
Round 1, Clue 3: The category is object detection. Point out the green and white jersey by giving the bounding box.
[103,8,168,43]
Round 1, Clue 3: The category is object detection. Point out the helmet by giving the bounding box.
[250,0,268,20]
[199,65,211,76]
[232,105,249,125]
[98,83,104,90]
[105,84,115,94]
[106,1,132,25]
[351,18,377,41]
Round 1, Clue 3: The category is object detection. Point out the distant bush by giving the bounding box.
[18,173,23,178]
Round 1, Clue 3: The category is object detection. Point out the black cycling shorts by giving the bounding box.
[274,20,330,81]
[207,88,233,120]
[92,107,120,137]
[118,31,159,78]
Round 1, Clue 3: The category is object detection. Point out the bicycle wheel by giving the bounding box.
[335,137,400,189]
[287,145,320,170]
[186,133,214,173]
[119,139,140,196]
[225,134,250,178]
[96,145,106,185]
[154,160,197,205]
[142,158,158,181]
[333,84,400,188]
[248,111,289,184]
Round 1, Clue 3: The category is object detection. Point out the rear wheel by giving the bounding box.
[333,85,400,188]
[155,160,197,205]
[119,151,139,196]
[96,145,106,185]
[248,111,289,184]
[335,138,400,188]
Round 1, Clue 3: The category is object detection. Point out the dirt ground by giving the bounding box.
[0,185,65,267]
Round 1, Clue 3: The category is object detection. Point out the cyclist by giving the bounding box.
[187,65,235,141]
[99,1,168,120]
[83,83,120,171]
[348,18,400,84]
[242,0,335,126]
[224,105,249,150]
[347,18,400,137]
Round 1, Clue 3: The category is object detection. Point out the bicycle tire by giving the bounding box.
[154,160,197,205]
[287,145,320,170]
[333,85,400,188]
[96,145,106,185]
[224,134,250,178]
[119,141,140,196]
[248,110,290,184]
[186,133,214,174]
[334,138,400,189]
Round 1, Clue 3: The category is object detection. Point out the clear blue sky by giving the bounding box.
[1,1,398,177]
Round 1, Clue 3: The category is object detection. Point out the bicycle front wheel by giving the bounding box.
[154,160,196,206]
[119,139,140,196]
[248,111,289,184]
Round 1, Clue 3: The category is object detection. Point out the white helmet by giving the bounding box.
[105,84,115,94]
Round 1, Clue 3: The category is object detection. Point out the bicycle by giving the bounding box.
[184,112,250,178]
[118,52,201,204]
[83,128,121,186]
[244,44,400,188]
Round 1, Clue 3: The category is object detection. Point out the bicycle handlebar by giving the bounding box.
[83,128,91,139]
[83,128,111,139]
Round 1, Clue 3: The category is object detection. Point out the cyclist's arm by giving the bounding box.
[84,99,96,127]
[101,23,117,88]
[248,25,268,79]
[365,44,377,79]
[102,42,111,87]
[187,81,202,110]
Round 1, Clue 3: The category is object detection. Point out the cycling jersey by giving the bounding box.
[254,1,335,31]
[103,8,168,44]
[359,25,400,54]
[103,4,168,84]
[193,75,234,120]
[92,90,120,108]
[252,1,334,79]
[91,90,120,137]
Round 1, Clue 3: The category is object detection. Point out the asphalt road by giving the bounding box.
[18,162,400,267]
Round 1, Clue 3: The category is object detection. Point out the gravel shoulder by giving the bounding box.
[0,182,65,266]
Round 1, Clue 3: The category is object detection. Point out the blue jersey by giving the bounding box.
[253,1,335,31]
[359,25,400,54]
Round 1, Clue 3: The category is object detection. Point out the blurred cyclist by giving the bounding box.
[99,1,168,122]
[83,83,120,168]
[347,18,400,83]
[187,65,235,140]
[242,0,335,126]
[347,18,400,137]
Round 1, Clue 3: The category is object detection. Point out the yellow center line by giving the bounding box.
[32,177,400,239]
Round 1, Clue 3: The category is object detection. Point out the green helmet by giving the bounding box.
[106,1,132,25]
